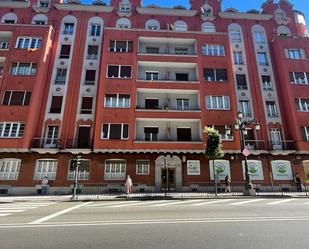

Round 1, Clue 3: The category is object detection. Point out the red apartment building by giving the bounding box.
[0,0,309,195]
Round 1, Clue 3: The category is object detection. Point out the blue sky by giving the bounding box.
[81,0,309,20]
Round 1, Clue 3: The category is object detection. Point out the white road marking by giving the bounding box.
[0,207,37,210]
[0,214,10,217]
[86,201,125,207]
[191,199,234,206]
[109,201,147,208]
[29,202,93,224]
[229,199,265,206]
[267,199,294,205]
[0,210,25,213]
[150,200,201,207]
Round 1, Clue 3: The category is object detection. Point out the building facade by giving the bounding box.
[0,0,309,195]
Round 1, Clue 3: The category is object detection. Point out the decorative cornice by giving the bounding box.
[219,12,273,21]
[32,6,50,14]
[136,7,197,17]
[54,3,114,13]
[0,1,30,8]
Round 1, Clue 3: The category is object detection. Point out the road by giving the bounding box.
[0,198,309,249]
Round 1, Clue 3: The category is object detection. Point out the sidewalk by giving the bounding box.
[0,192,308,203]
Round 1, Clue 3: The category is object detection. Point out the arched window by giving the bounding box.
[1,13,18,24]
[145,19,160,30]
[202,22,216,33]
[174,20,187,31]
[277,25,291,36]
[31,14,48,25]
[116,18,131,29]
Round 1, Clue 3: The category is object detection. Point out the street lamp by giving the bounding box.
[226,112,260,196]
[72,155,82,200]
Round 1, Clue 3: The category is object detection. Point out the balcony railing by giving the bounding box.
[31,138,62,149]
[138,50,197,56]
[244,140,296,151]
[136,106,200,111]
[137,77,198,82]
[244,140,267,150]
[135,138,202,143]
[270,141,295,151]
[65,139,92,149]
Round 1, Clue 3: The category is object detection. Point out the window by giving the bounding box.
[80,97,93,114]
[262,75,273,90]
[301,127,309,142]
[266,101,278,117]
[49,96,63,113]
[1,13,17,24]
[270,128,282,149]
[119,3,131,12]
[202,22,216,33]
[212,125,233,141]
[206,96,230,110]
[68,159,90,180]
[39,0,49,8]
[107,65,131,78]
[35,20,46,25]
[105,94,130,108]
[0,122,24,138]
[230,30,242,43]
[174,21,187,31]
[34,159,57,180]
[2,91,31,106]
[254,31,266,43]
[10,63,37,76]
[177,99,190,110]
[290,72,308,85]
[236,74,248,90]
[145,19,160,30]
[85,70,96,85]
[175,73,189,81]
[145,47,159,54]
[104,160,126,180]
[101,124,129,140]
[277,26,291,36]
[145,99,159,109]
[109,41,133,53]
[204,68,227,82]
[0,41,9,49]
[144,127,158,141]
[59,45,71,59]
[257,52,268,66]
[296,98,309,112]
[0,159,21,180]
[233,51,244,65]
[63,23,74,35]
[136,160,150,175]
[87,45,99,60]
[90,24,101,36]
[239,100,251,117]
[177,128,192,141]
[44,126,59,148]
[145,72,159,81]
[288,49,302,59]
[16,37,42,49]
[175,48,188,55]
[55,68,67,84]
[202,44,225,56]
[116,18,131,29]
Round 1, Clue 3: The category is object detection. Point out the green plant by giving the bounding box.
[203,127,224,159]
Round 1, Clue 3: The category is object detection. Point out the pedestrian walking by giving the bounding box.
[224,175,231,193]
[294,173,302,192]
[41,176,48,195]
[125,175,133,195]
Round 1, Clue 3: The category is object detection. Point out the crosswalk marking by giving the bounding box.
[192,199,234,206]
[0,210,25,213]
[151,200,201,207]
[0,214,10,217]
[267,199,294,205]
[109,201,147,208]
[229,199,265,206]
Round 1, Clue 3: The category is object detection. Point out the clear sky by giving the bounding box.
[81,0,309,20]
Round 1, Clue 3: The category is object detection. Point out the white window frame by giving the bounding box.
[296,98,309,112]
[0,122,24,138]
[34,159,57,180]
[63,23,74,35]
[202,44,225,56]
[144,126,159,141]
[266,102,278,117]
[288,49,302,59]
[44,126,59,148]
[67,159,90,180]
[230,30,242,43]
[254,31,266,43]
[257,52,268,66]
[0,159,21,180]
[145,71,159,81]
[101,123,129,140]
[90,24,101,36]
[104,94,130,108]
[233,51,244,65]
[136,160,150,175]
[290,72,308,85]
[174,21,188,32]
[239,100,252,117]
[302,127,309,141]
[16,37,42,49]
[2,91,30,106]
[106,65,132,79]
[104,159,126,180]
[10,62,36,76]
[176,98,190,110]
[206,96,230,110]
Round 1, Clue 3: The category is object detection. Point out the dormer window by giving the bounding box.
[119,0,131,13]
[202,6,212,17]
[39,0,49,8]
[275,8,290,25]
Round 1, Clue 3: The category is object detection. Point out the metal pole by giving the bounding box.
[72,155,81,200]
[164,157,167,197]
[213,159,217,196]
[240,127,252,190]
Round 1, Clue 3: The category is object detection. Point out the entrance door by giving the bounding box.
[77,126,91,148]
[44,126,59,148]
[161,168,176,191]
[270,129,282,150]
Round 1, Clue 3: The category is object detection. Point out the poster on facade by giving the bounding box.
[187,160,200,175]
[271,160,293,180]
[209,160,231,180]
[242,160,264,180]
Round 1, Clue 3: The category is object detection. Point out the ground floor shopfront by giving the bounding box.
[0,152,309,195]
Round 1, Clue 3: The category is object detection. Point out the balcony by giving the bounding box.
[136,89,200,112]
[65,139,91,149]
[31,138,62,149]
[135,119,202,143]
[137,61,198,83]
[243,140,296,151]
[270,140,296,151]
[138,37,197,56]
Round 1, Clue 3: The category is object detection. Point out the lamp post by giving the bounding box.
[226,112,260,195]
[72,155,82,200]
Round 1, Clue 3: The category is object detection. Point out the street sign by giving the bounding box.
[243,148,250,157]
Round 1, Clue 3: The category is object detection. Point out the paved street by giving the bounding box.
[1,198,309,249]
